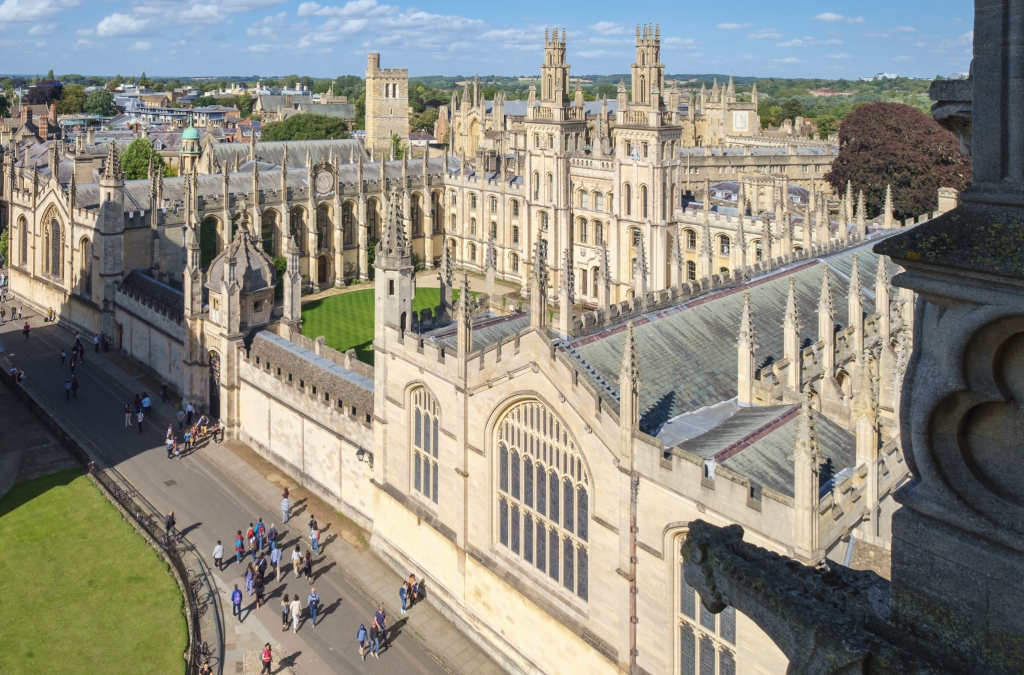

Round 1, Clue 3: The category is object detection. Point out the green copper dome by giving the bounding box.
[182,124,200,141]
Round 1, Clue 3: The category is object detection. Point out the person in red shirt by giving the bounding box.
[260,643,272,674]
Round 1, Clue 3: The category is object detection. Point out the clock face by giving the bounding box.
[315,170,333,194]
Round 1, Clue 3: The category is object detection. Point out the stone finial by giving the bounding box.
[738,291,756,347]
[883,184,893,228]
[102,141,122,181]
[818,264,834,315]
[559,247,575,303]
[620,321,641,405]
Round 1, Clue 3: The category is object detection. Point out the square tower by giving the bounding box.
[365,53,410,159]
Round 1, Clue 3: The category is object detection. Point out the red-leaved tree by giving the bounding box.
[825,102,971,220]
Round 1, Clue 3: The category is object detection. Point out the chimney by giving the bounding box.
[49,102,57,124]
[87,126,95,147]
[39,116,48,140]
[21,106,31,125]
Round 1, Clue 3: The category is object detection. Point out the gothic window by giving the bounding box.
[720,648,736,675]
[578,218,587,244]
[450,191,457,208]
[468,243,476,262]
[316,203,331,251]
[410,195,422,236]
[720,606,736,644]
[591,267,599,297]
[496,400,589,600]
[533,172,540,200]
[580,269,588,296]
[411,388,440,504]
[432,191,442,232]
[512,226,520,244]
[510,253,519,273]
[754,239,763,261]
[639,76,646,103]
[681,624,696,675]
[511,200,520,217]
[595,221,603,246]
[338,202,353,245]
[539,238,548,260]
[678,532,739,675]
[19,216,27,266]
[79,238,92,297]
[625,184,632,216]
[719,235,730,256]
[594,192,604,212]
[470,193,477,210]
[43,226,50,274]
[699,635,716,675]
[686,229,697,250]
[687,261,697,281]
[490,196,497,213]
[471,218,477,236]
[200,217,220,267]
[450,213,457,232]
[546,173,553,201]
[366,199,380,240]
[50,219,62,278]
[490,221,497,240]
[632,228,642,248]
[261,209,278,254]
[579,191,589,209]
[641,185,649,219]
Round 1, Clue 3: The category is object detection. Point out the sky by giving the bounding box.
[0,0,974,79]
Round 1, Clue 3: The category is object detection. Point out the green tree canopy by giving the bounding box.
[84,89,117,116]
[0,94,10,119]
[825,102,972,220]
[139,71,150,88]
[191,95,218,108]
[411,108,438,133]
[779,98,805,122]
[120,137,165,180]
[260,114,351,141]
[45,69,54,80]
[57,84,87,114]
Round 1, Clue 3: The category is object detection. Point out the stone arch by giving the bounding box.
[410,193,423,236]
[365,199,380,241]
[510,252,520,274]
[317,254,330,285]
[342,200,356,245]
[836,369,853,398]
[79,237,93,296]
[431,190,443,233]
[288,207,307,253]
[18,215,27,266]
[260,208,278,255]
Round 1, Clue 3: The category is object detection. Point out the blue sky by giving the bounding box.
[0,0,974,79]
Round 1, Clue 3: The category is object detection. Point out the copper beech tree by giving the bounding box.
[825,101,972,220]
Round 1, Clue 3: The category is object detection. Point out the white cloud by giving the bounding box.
[130,40,151,51]
[749,28,781,40]
[893,55,911,62]
[716,23,751,30]
[774,57,804,64]
[895,26,916,32]
[776,37,842,48]
[827,53,853,59]
[0,0,77,23]
[72,38,94,50]
[75,28,93,36]
[247,12,288,36]
[28,23,55,36]
[96,13,150,37]
[298,0,394,18]
[814,12,864,24]
[589,21,629,36]
[663,36,696,50]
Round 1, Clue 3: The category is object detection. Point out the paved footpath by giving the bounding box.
[0,299,503,675]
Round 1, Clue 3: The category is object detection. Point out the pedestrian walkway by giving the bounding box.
[0,293,503,675]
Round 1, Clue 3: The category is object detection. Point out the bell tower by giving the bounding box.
[540,28,570,107]
[632,24,664,109]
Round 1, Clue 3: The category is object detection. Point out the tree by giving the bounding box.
[139,71,150,88]
[825,102,972,220]
[84,89,116,116]
[191,95,218,108]
[779,98,805,122]
[260,114,351,141]
[0,94,9,119]
[152,82,165,92]
[0,229,8,267]
[389,132,407,159]
[411,108,438,133]
[57,84,87,114]
[24,80,62,105]
[45,69,54,80]
[120,137,165,180]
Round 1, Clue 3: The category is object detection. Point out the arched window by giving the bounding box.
[79,238,92,296]
[594,192,604,212]
[490,196,498,213]
[470,193,478,210]
[546,173,553,201]
[591,266,599,296]
[366,199,380,240]
[579,269,588,296]
[719,235,730,256]
[512,226,520,244]
[450,213,457,232]
[641,52,646,66]
[490,221,497,240]
[316,203,331,251]
[594,221,604,246]
[624,184,632,216]
[640,185,649,219]
[43,226,50,274]
[510,253,520,273]
[685,229,697,250]
[410,195,422,236]
[50,219,62,278]
[470,218,477,236]
[754,239,763,261]
[687,260,697,281]
[18,216,27,266]
[539,211,549,231]
[533,172,540,200]
[497,400,589,601]
[200,217,220,266]
[579,191,589,209]
[578,219,588,244]
[412,388,440,504]
[539,238,548,260]
[468,242,477,262]
[639,75,646,103]
[631,228,642,248]
[450,191,457,208]
[511,200,520,217]
[676,531,737,674]
[261,209,278,254]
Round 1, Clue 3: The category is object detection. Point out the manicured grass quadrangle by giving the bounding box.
[301,287,472,365]
[0,470,187,675]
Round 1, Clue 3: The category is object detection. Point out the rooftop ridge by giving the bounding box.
[712,405,800,463]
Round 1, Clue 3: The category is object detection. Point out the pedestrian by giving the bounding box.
[280,493,290,524]
[125,403,132,427]
[164,510,176,539]
[245,563,255,596]
[17,306,22,320]
[183,426,192,454]
[141,393,152,417]
[71,377,78,399]
[269,545,282,582]
[211,421,221,444]
[307,588,320,627]
[166,424,174,441]
[254,572,265,609]
[303,550,313,583]
[249,533,258,563]
[256,552,268,580]
[357,623,369,661]
[0,307,5,324]
[289,595,302,633]
[69,356,76,375]
[134,393,142,414]
[281,594,291,631]
[177,410,185,432]
[232,584,243,622]
[267,523,278,551]
[64,377,72,401]
[369,622,382,659]
[22,321,28,338]
[165,437,175,460]
[199,663,212,675]
[260,643,272,675]
[234,530,245,564]
[374,605,388,649]
[291,546,302,579]
[198,414,209,437]
[160,382,169,403]
[93,334,99,352]
[308,514,318,542]
[399,581,409,614]
[213,540,224,571]
[186,401,195,425]
[256,518,266,550]
[311,526,320,555]
[173,440,181,459]
[408,574,419,608]
[137,410,145,433]
[60,348,65,367]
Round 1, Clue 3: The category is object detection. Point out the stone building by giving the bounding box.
[0,25,967,675]
[365,53,410,160]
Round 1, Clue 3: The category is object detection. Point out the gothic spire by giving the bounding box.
[785,276,800,331]
[379,190,409,257]
[818,264,834,315]
[738,290,755,345]
[102,141,122,181]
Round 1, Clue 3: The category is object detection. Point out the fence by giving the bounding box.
[0,368,224,675]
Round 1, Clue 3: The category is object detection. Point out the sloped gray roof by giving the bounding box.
[301,103,355,118]
[209,139,366,169]
[206,229,276,294]
[431,312,530,351]
[119,269,185,319]
[567,240,899,430]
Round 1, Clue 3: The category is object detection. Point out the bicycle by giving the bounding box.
[190,640,211,664]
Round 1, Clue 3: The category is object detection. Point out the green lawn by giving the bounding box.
[301,287,473,365]
[0,470,187,675]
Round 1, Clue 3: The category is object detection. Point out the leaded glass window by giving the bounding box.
[535,519,546,572]
[549,527,559,581]
[499,496,508,545]
[549,472,559,524]
[699,635,716,675]
[720,648,736,675]
[563,477,574,533]
[678,533,740,674]
[412,388,440,504]
[524,458,534,508]
[524,513,533,564]
[511,504,521,553]
[500,444,509,493]
[577,486,588,541]
[511,450,521,500]
[576,546,588,601]
[681,624,696,675]
[699,602,716,632]
[720,606,736,644]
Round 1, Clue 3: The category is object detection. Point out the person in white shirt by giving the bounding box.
[291,546,302,579]
[213,541,224,570]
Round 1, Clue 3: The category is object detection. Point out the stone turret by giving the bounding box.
[736,292,757,406]
[529,236,549,330]
[374,190,415,339]
[282,234,302,330]
[792,399,822,560]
